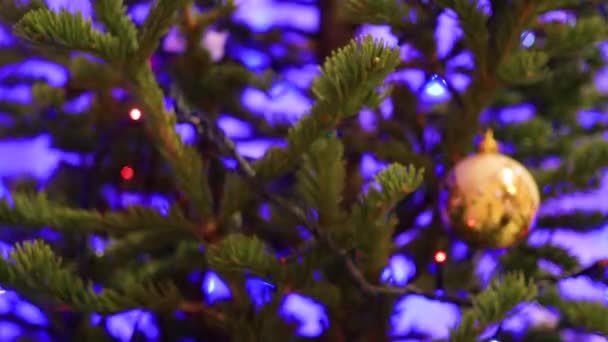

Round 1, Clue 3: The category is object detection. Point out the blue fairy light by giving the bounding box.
[420,74,450,103]
[0,321,21,341]
[425,75,448,96]
[246,278,276,308]
[202,272,231,304]
[380,254,416,286]
[279,294,329,337]
[521,31,535,48]
[13,300,48,326]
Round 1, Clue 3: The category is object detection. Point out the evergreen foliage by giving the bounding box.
[0,0,605,340]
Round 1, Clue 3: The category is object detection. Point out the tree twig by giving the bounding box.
[176,109,608,309]
[176,110,474,306]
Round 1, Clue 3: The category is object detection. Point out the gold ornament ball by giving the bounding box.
[439,131,540,249]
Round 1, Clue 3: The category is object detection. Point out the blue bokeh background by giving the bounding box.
[0,0,607,341]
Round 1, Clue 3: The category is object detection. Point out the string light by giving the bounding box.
[434,251,447,264]
[520,31,535,48]
[120,166,135,181]
[129,108,142,121]
[420,74,450,103]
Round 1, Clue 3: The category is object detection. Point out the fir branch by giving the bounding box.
[0,192,196,234]
[0,240,182,313]
[535,137,608,190]
[487,1,539,68]
[544,16,608,57]
[14,8,123,61]
[177,103,608,313]
[536,258,608,285]
[498,50,550,85]
[359,163,424,219]
[448,273,537,341]
[538,287,608,336]
[131,241,206,280]
[254,35,401,180]
[207,234,280,277]
[346,0,410,27]
[175,109,465,306]
[311,35,400,118]
[349,164,423,271]
[93,0,139,55]
[138,0,193,59]
[131,67,214,221]
[100,229,195,262]
[296,136,347,226]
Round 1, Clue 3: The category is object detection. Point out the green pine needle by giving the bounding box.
[539,287,608,335]
[545,16,608,56]
[312,35,401,118]
[93,0,139,55]
[138,0,193,58]
[14,8,123,61]
[255,35,401,180]
[449,273,537,341]
[296,136,347,226]
[0,192,196,233]
[0,240,181,313]
[207,234,280,277]
[346,0,410,26]
[360,163,424,217]
[348,163,423,271]
[498,50,551,85]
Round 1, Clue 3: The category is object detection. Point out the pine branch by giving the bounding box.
[535,137,608,190]
[296,136,347,226]
[138,0,193,59]
[206,234,280,278]
[131,67,214,222]
[176,87,607,325]
[0,192,196,234]
[14,8,124,61]
[359,164,424,219]
[93,0,139,55]
[350,164,423,271]
[536,258,608,284]
[254,35,401,180]
[346,0,410,28]
[538,286,608,336]
[498,50,550,85]
[13,3,214,220]
[131,241,206,280]
[100,229,195,261]
[544,16,608,57]
[176,109,447,305]
[448,273,537,342]
[0,240,182,313]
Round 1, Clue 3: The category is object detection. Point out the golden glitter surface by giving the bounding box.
[440,149,540,249]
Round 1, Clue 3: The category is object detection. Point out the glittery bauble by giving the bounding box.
[439,134,540,249]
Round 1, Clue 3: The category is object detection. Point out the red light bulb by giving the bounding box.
[434,251,447,264]
[121,166,134,181]
[129,108,142,121]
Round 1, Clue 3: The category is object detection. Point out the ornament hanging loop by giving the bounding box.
[479,129,499,154]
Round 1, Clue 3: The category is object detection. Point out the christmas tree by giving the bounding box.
[0,0,607,340]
